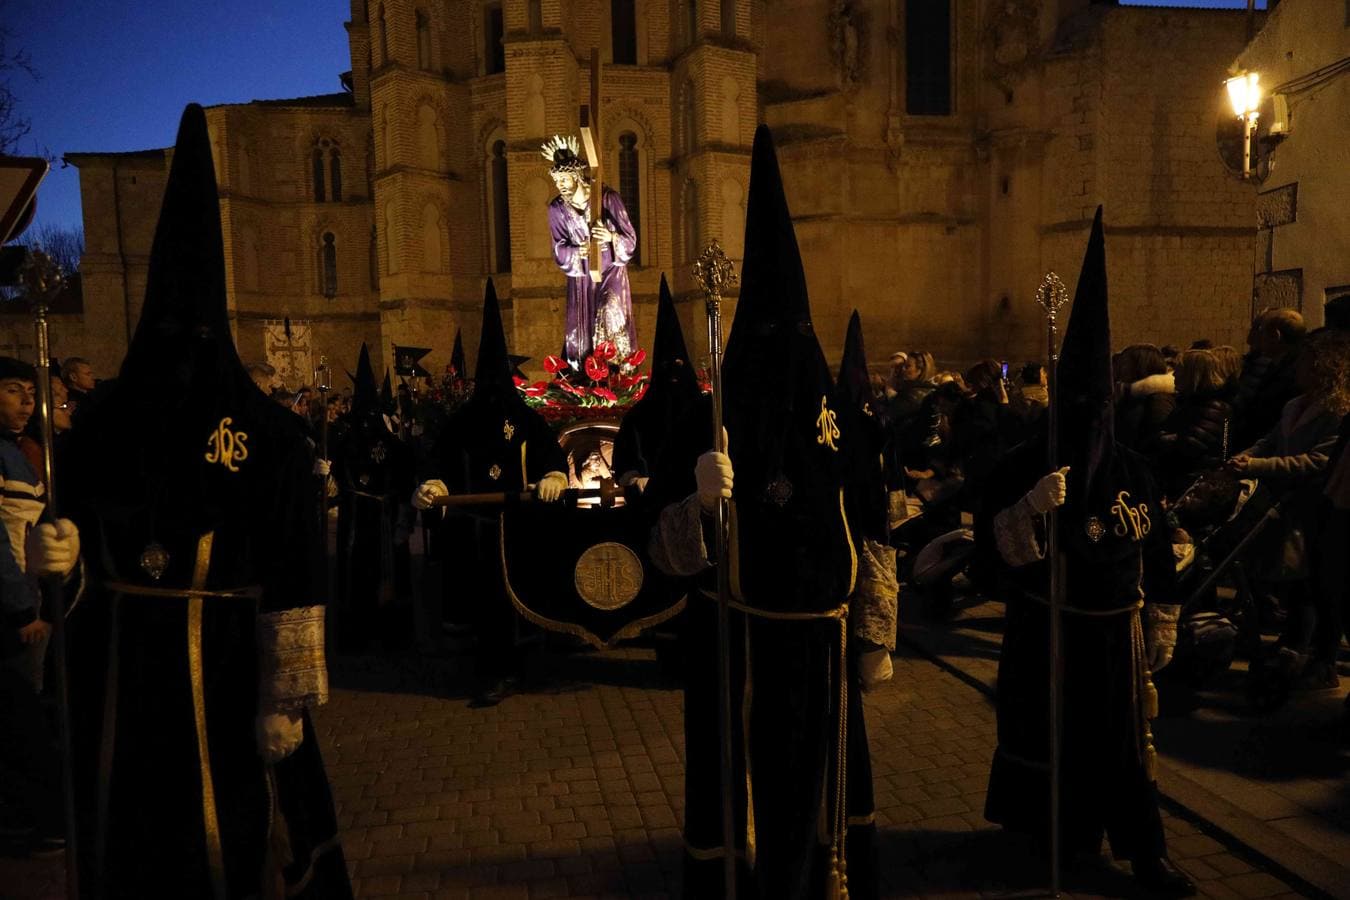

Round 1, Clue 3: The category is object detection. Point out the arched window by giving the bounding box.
[721,0,735,38]
[682,179,699,262]
[905,0,952,116]
[416,105,441,170]
[421,203,444,272]
[329,146,342,201]
[377,4,389,65]
[484,2,506,75]
[612,0,637,64]
[311,148,326,202]
[491,140,512,272]
[618,132,641,266]
[369,225,380,290]
[686,0,699,47]
[320,232,338,297]
[416,10,433,70]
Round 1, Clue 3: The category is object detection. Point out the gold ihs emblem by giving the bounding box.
[204,417,249,473]
[1110,491,1151,541]
[815,396,841,451]
[503,420,516,442]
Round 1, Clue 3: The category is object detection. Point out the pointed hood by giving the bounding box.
[836,310,887,541]
[380,369,394,413]
[651,274,699,397]
[837,310,872,415]
[70,104,307,541]
[720,125,853,613]
[1058,206,1115,511]
[121,103,242,388]
[477,279,513,388]
[611,274,701,480]
[351,343,378,415]
[450,328,467,378]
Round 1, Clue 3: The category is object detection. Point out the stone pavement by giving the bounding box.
[0,629,1330,899]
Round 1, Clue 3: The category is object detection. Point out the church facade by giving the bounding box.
[63,0,1260,384]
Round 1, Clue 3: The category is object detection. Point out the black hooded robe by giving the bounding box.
[64,106,349,900]
[333,345,416,651]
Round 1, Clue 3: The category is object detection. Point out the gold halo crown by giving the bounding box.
[541,134,587,175]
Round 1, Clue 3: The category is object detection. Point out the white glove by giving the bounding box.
[412,479,449,510]
[859,647,893,692]
[1145,603,1181,674]
[256,710,304,762]
[313,458,331,478]
[695,451,734,512]
[535,471,568,503]
[1025,466,1070,515]
[25,519,80,578]
[619,471,651,493]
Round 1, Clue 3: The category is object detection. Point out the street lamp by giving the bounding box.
[1225,71,1261,179]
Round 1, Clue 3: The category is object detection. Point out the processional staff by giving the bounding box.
[693,239,739,900]
[1034,271,1069,899]
[314,355,332,543]
[22,250,81,900]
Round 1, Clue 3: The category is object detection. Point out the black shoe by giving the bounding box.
[469,676,519,708]
[1132,857,1196,897]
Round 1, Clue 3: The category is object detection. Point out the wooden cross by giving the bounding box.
[578,49,604,284]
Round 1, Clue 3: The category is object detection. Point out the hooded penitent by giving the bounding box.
[612,273,701,480]
[64,105,350,899]
[450,328,467,378]
[721,124,855,611]
[1058,206,1116,521]
[836,310,887,543]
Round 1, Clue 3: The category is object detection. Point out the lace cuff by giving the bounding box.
[852,539,899,650]
[994,496,1047,568]
[257,605,329,710]
[1145,602,1181,650]
[649,493,712,578]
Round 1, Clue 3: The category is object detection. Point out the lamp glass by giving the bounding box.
[1226,72,1260,118]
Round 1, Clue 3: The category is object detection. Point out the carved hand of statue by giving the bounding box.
[590,222,615,245]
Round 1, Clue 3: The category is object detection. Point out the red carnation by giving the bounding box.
[625,349,647,368]
[595,341,617,361]
[543,355,567,374]
[584,355,608,381]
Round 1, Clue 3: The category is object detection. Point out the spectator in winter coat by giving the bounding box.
[1231,308,1305,450]
[1114,344,1175,458]
[1157,350,1235,497]
[1229,328,1348,687]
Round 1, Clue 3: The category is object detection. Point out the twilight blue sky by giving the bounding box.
[8,0,1265,235]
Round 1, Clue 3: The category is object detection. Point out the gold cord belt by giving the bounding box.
[696,589,854,897]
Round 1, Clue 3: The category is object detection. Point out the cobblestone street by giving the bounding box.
[4,619,1339,900]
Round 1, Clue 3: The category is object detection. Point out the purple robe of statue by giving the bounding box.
[549,185,638,363]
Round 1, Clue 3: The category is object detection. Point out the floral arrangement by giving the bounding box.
[515,341,649,421]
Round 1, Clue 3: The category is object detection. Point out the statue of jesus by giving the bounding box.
[543,135,639,364]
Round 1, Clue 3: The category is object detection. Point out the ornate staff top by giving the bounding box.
[314,355,332,393]
[693,239,738,305]
[1034,271,1069,322]
[20,250,66,312]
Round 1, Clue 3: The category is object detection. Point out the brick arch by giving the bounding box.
[604,106,658,154]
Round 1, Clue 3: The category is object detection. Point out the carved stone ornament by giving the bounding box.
[828,0,869,89]
[983,0,1041,91]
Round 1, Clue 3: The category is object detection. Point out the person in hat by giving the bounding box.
[332,343,416,652]
[645,126,892,900]
[974,209,1193,896]
[542,134,639,364]
[613,274,702,496]
[412,280,569,706]
[61,105,351,899]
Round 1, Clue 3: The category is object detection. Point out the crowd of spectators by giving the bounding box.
[878,304,1350,726]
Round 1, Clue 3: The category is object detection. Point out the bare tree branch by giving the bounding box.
[0,3,40,156]
[26,223,84,276]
